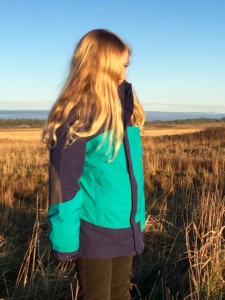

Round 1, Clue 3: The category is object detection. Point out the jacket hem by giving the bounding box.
[79,219,144,259]
[53,249,79,261]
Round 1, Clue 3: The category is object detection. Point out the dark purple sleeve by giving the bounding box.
[49,125,86,205]
[48,123,86,261]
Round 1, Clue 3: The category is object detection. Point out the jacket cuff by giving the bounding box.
[53,249,79,261]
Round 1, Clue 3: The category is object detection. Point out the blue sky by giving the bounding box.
[0,0,225,112]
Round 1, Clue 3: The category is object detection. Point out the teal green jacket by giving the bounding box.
[48,81,145,261]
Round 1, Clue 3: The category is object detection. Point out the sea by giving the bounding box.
[0,110,225,122]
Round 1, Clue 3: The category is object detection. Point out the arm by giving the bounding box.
[48,124,86,261]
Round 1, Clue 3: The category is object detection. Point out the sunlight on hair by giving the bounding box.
[42,29,145,160]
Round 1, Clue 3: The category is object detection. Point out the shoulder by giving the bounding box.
[55,110,77,141]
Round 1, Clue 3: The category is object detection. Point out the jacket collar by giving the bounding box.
[118,81,134,126]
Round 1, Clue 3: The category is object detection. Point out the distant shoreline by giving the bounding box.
[0,110,225,122]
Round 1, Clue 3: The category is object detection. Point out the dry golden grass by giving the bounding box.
[139,125,225,299]
[0,126,204,141]
[0,128,43,141]
[143,127,204,137]
[1,125,225,299]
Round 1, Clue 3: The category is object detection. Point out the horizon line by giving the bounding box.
[0,109,225,114]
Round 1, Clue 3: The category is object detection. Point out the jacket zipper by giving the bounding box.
[123,128,139,255]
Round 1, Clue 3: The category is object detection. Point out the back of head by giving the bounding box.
[72,29,130,87]
[42,29,144,160]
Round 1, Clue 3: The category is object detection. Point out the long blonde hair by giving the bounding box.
[42,29,145,159]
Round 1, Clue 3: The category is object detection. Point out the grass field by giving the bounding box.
[143,127,204,137]
[0,128,43,141]
[0,125,205,140]
[1,124,225,299]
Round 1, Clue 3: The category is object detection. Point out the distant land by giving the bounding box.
[0,110,225,122]
[145,111,225,121]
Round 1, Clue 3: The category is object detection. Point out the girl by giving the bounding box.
[42,29,145,300]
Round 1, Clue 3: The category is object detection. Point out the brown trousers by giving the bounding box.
[77,256,133,300]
